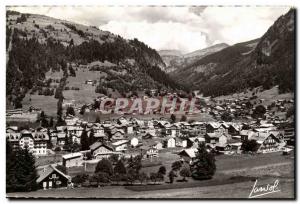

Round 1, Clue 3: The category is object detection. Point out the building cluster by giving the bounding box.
[7,114,294,164]
[206,97,294,122]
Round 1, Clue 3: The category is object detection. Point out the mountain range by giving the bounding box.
[170,8,295,97]
[159,43,229,73]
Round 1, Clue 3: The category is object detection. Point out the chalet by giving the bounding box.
[130,137,139,147]
[178,148,198,163]
[175,138,188,148]
[127,126,134,134]
[57,132,67,146]
[93,131,107,141]
[142,132,156,140]
[240,130,257,141]
[215,143,232,152]
[189,137,205,148]
[36,165,71,190]
[140,146,158,159]
[228,124,241,136]
[66,125,84,138]
[89,142,115,159]
[168,124,180,137]
[112,140,129,151]
[62,152,84,168]
[153,141,163,150]
[227,139,242,153]
[253,132,283,153]
[110,129,125,141]
[206,122,227,135]
[143,139,163,150]
[205,133,227,145]
[164,137,176,148]
[190,122,206,136]
[145,127,157,137]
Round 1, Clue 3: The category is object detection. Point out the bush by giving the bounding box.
[171,161,182,171]
[138,172,148,184]
[168,170,177,184]
[180,167,191,181]
[95,158,113,176]
[126,168,137,185]
[72,174,89,186]
[94,172,110,185]
[158,165,166,175]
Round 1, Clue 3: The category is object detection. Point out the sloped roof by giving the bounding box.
[208,122,221,129]
[89,141,113,151]
[178,148,198,158]
[206,133,219,138]
[221,122,230,129]
[36,165,70,183]
[112,140,129,146]
[62,152,83,160]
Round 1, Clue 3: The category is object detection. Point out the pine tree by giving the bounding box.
[6,139,17,192]
[66,106,75,116]
[89,129,95,146]
[127,155,142,174]
[170,114,176,123]
[95,115,101,123]
[80,128,89,150]
[49,117,54,128]
[14,148,38,192]
[191,143,216,180]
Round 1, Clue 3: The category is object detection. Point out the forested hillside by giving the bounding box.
[6,10,183,108]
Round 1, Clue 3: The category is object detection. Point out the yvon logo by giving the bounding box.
[249,179,281,198]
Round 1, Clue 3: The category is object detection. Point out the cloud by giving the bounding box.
[8,6,290,53]
[100,21,208,53]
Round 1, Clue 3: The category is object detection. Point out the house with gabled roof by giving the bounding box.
[252,132,284,153]
[36,164,71,190]
[228,123,241,136]
[89,141,115,159]
[205,133,227,145]
[140,145,158,159]
[178,148,198,163]
[206,122,226,135]
[112,139,129,151]
[163,137,176,148]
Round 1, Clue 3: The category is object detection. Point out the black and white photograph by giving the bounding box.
[5,4,296,199]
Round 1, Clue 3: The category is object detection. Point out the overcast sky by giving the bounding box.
[9,6,290,53]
